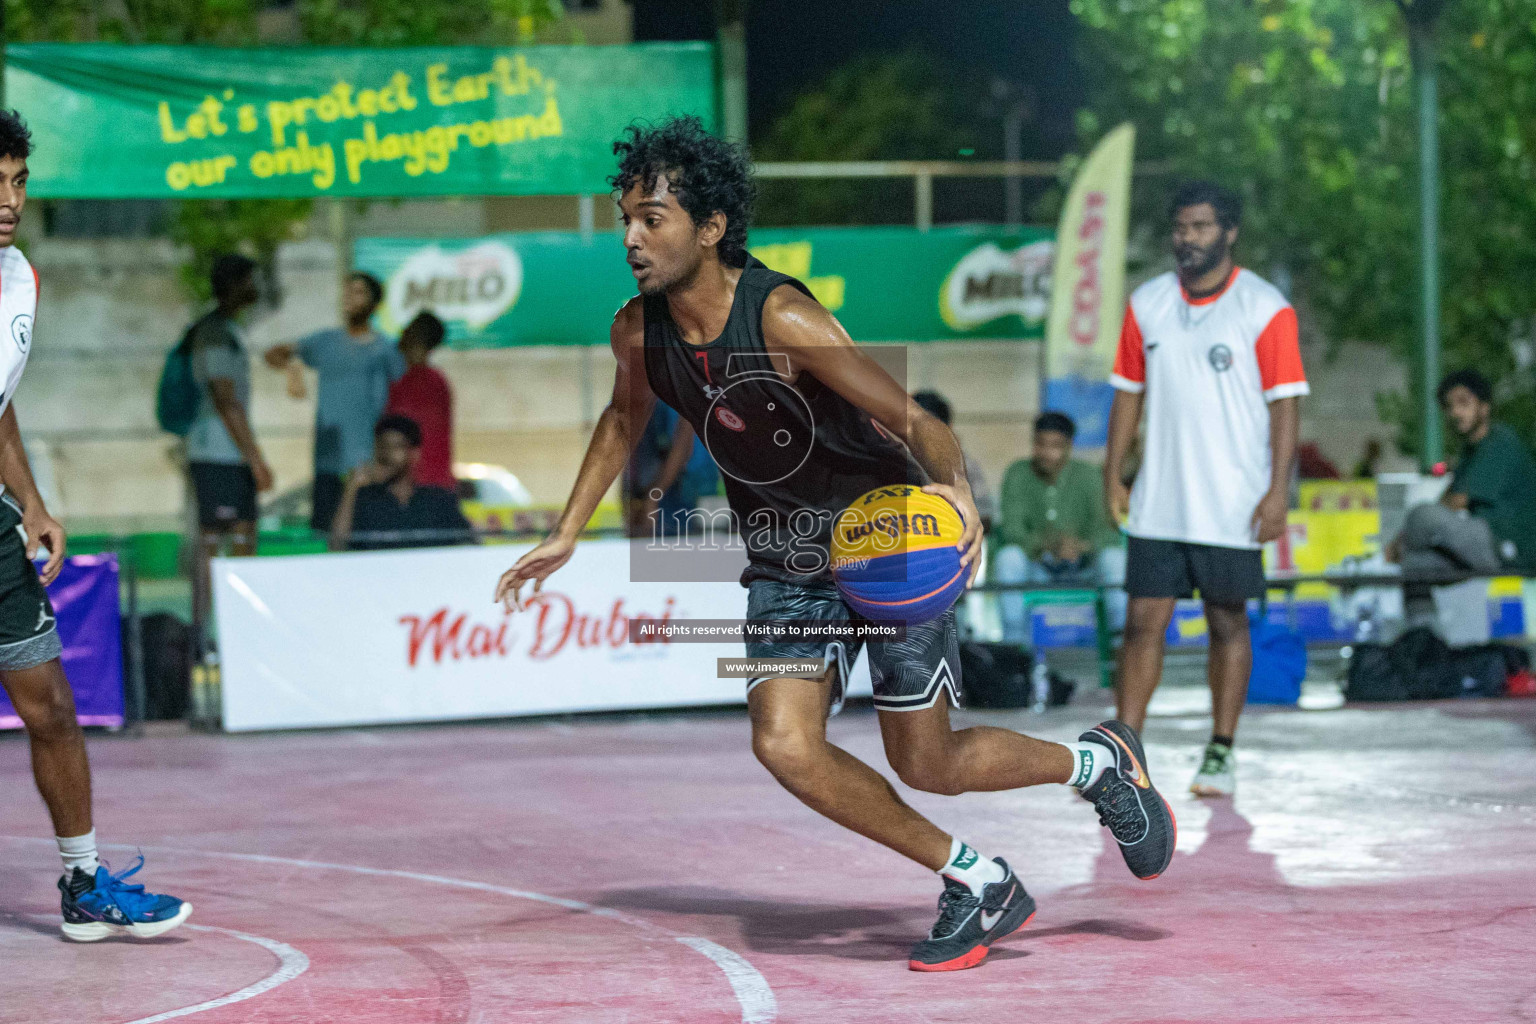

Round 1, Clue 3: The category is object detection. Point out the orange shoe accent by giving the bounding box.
[908,909,1037,971]
[994,909,1037,943]
[909,945,990,972]
[1095,726,1151,789]
[1139,797,1178,881]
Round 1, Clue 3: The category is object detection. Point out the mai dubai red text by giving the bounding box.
[400,594,676,666]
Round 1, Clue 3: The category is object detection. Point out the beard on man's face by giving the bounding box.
[641,250,704,296]
[1174,235,1229,279]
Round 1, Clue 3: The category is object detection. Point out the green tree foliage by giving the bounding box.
[4,0,256,44]
[296,0,560,46]
[1072,0,1536,455]
[753,51,974,226]
[5,0,562,299]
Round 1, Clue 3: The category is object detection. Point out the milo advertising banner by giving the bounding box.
[355,225,1054,347]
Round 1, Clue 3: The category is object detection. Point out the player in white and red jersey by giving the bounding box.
[0,111,189,940]
[1102,181,1307,798]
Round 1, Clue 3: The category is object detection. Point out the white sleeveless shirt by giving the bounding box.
[0,246,38,503]
[0,245,37,419]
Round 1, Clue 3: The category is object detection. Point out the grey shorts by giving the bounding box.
[0,494,62,671]
[743,577,961,715]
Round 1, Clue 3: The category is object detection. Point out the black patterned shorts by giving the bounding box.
[0,493,62,672]
[743,577,961,715]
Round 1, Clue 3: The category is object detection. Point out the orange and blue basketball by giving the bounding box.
[830,485,968,625]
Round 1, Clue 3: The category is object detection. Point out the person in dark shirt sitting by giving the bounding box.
[1387,368,1536,576]
[329,414,474,551]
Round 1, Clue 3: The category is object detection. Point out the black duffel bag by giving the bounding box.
[1345,641,1410,702]
[1347,627,1525,702]
[1444,643,1523,698]
[959,641,1076,709]
[960,641,1033,708]
[1347,627,1450,701]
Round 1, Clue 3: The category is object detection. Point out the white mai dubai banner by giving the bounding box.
[212,540,872,732]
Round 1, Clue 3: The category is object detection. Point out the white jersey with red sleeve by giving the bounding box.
[1110,267,1307,550]
[0,245,37,421]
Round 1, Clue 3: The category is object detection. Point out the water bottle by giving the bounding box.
[1030,661,1050,713]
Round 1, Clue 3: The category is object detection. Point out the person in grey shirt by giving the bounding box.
[265,272,404,532]
[185,253,272,635]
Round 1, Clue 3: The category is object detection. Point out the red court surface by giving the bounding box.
[3,691,1534,1023]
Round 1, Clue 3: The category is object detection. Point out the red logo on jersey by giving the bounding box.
[714,407,746,432]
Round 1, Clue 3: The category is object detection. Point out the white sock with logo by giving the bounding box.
[57,830,99,878]
[939,838,1005,897]
[1063,741,1112,790]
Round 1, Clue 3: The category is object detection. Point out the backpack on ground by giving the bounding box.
[1346,627,1525,702]
[1247,613,1307,705]
[155,321,202,436]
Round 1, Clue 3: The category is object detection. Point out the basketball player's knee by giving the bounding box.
[1205,606,1247,645]
[1123,606,1169,645]
[889,745,964,795]
[751,725,822,785]
[15,678,77,742]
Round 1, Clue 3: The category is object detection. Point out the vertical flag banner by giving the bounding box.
[1042,123,1135,447]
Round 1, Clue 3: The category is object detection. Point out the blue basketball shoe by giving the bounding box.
[59,856,192,941]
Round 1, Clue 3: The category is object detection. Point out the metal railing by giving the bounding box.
[753,159,1173,231]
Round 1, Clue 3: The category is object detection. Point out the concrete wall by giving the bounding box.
[19,236,1413,531]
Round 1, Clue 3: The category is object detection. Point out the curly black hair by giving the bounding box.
[609,116,755,268]
[0,110,33,162]
[1169,180,1242,230]
[1437,368,1492,405]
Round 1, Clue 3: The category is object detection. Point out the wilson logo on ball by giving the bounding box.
[830,487,968,625]
[839,512,943,543]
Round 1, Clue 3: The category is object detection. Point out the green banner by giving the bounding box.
[7,43,716,199]
[355,225,1054,348]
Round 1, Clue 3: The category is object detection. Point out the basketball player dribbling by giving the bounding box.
[495,117,1175,971]
[0,111,188,940]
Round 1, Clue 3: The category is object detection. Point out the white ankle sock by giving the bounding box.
[1063,741,1111,790]
[939,838,1006,897]
[57,830,99,877]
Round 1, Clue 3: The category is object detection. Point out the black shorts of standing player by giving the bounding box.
[743,576,961,715]
[188,462,258,530]
[0,493,62,671]
[1124,535,1266,603]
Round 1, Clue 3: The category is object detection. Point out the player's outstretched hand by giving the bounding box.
[495,535,577,613]
[24,506,66,585]
[921,483,985,586]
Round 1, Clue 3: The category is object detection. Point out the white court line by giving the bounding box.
[21,914,309,1024]
[676,937,778,1024]
[4,837,777,1024]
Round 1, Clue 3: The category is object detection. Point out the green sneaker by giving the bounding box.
[1190,742,1236,797]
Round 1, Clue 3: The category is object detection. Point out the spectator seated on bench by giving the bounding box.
[330,414,474,552]
[1387,369,1536,643]
[994,411,1126,643]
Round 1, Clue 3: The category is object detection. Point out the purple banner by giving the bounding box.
[0,554,124,729]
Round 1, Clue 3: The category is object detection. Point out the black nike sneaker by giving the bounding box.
[1078,720,1177,880]
[908,858,1036,972]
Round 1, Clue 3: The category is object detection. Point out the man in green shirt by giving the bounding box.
[994,412,1125,642]
[1390,369,1536,577]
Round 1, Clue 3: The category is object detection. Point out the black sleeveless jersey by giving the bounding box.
[642,257,923,583]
